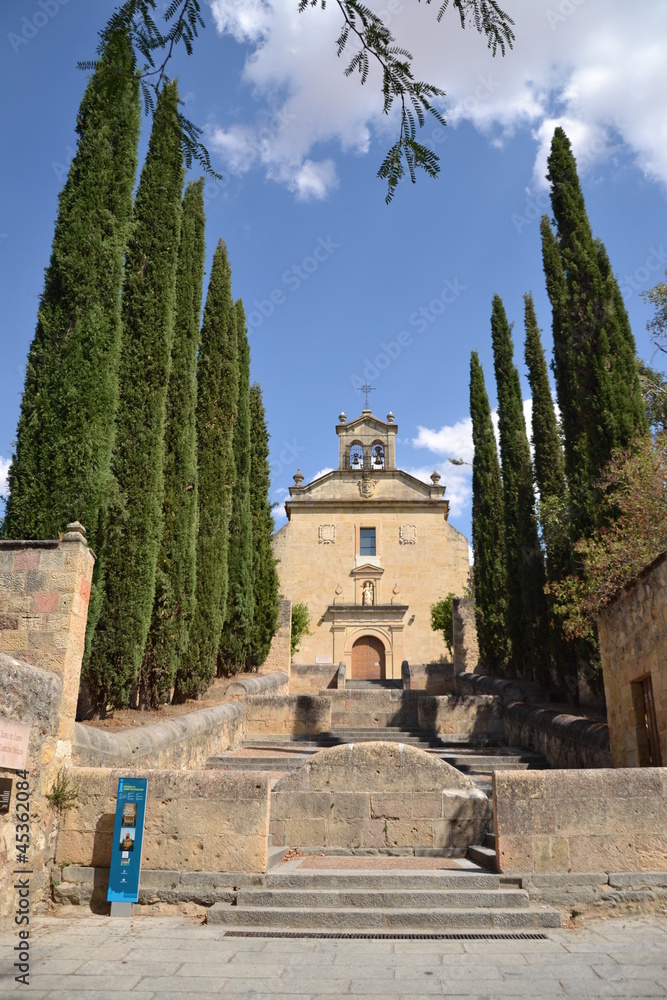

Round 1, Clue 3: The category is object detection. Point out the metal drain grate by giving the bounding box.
[221,930,549,941]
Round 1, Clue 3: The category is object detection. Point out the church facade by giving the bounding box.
[272,409,470,679]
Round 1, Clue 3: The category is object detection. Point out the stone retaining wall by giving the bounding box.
[328,689,420,728]
[225,670,289,701]
[289,663,339,694]
[270,742,490,852]
[73,701,246,769]
[418,694,504,738]
[57,767,271,874]
[406,662,455,695]
[456,671,611,768]
[244,694,332,735]
[494,767,667,874]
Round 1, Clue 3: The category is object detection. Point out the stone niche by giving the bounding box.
[269,741,490,852]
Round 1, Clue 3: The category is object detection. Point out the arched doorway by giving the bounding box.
[351,635,386,680]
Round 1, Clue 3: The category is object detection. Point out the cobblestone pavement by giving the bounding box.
[1,913,666,998]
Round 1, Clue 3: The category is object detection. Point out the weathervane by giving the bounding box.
[358,381,375,409]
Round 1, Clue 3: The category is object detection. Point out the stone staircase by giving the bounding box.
[206,867,561,930]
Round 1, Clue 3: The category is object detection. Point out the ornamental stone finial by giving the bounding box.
[293,469,304,486]
[62,521,87,542]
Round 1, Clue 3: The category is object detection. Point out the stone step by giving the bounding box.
[467,844,498,871]
[266,871,500,890]
[207,903,562,930]
[236,887,530,909]
[205,757,307,770]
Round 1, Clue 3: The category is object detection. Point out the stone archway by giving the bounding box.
[351,635,386,680]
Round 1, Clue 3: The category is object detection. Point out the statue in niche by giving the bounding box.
[362,580,374,606]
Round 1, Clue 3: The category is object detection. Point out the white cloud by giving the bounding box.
[403,462,471,520]
[311,466,334,481]
[207,0,667,196]
[0,457,10,497]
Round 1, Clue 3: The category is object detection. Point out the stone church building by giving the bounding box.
[272,408,470,679]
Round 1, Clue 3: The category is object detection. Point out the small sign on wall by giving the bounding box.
[107,777,147,915]
[0,777,12,814]
[0,717,30,771]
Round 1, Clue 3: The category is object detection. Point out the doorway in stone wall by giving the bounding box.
[351,635,386,680]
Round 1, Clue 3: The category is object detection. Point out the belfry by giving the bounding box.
[272,408,470,678]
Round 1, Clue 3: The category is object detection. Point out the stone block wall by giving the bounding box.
[406,662,455,694]
[270,742,490,851]
[328,689,420,728]
[289,662,339,694]
[597,551,667,767]
[73,701,246,769]
[418,694,504,738]
[244,694,332,735]
[258,599,291,677]
[0,527,95,918]
[494,767,667,874]
[57,767,271,873]
[224,671,289,701]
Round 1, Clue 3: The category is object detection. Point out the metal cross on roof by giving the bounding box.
[358,382,375,409]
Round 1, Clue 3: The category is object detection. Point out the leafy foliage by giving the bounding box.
[291,602,312,657]
[469,351,510,673]
[139,179,206,708]
[173,240,239,702]
[3,29,139,544]
[547,434,667,643]
[491,295,549,682]
[430,593,456,654]
[642,268,667,353]
[218,300,255,676]
[100,0,514,201]
[638,361,667,433]
[249,384,280,669]
[83,80,184,717]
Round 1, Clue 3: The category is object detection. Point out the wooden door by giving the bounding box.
[351,636,386,680]
[642,675,662,766]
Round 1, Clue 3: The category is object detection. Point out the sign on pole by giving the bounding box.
[107,777,147,916]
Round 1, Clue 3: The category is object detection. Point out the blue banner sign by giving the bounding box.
[107,777,147,903]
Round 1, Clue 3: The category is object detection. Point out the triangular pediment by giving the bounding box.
[338,411,389,434]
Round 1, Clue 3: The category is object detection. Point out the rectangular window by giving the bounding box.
[359,527,376,557]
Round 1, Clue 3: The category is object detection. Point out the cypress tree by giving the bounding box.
[491,295,549,683]
[470,352,510,674]
[524,292,579,695]
[83,80,184,716]
[218,299,254,676]
[138,179,206,708]
[542,127,648,537]
[172,240,239,702]
[3,29,139,542]
[249,382,280,668]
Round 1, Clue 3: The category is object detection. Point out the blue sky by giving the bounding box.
[1,0,666,554]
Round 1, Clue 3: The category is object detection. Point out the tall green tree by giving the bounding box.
[541,127,648,538]
[138,179,206,708]
[3,29,139,542]
[83,80,184,716]
[470,351,510,674]
[491,295,549,683]
[248,382,280,668]
[523,292,578,694]
[173,240,239,702]
[218,300,254,676]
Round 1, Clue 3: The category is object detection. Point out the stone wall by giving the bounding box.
[328,689,420,728]
[452,598,480,673]
[270,742,490,851]
[258,599,291,677]
[418,694,504,739]
[457,671,612,769]
[224,671,289,701]
[73,701,246,769]
[289,662,339,694]
[244,694,332,735]
[597,551,667,767]
[57,767,270,874]
[0,527,95,918]
[494,767,667,874]
[406,662,455,694]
